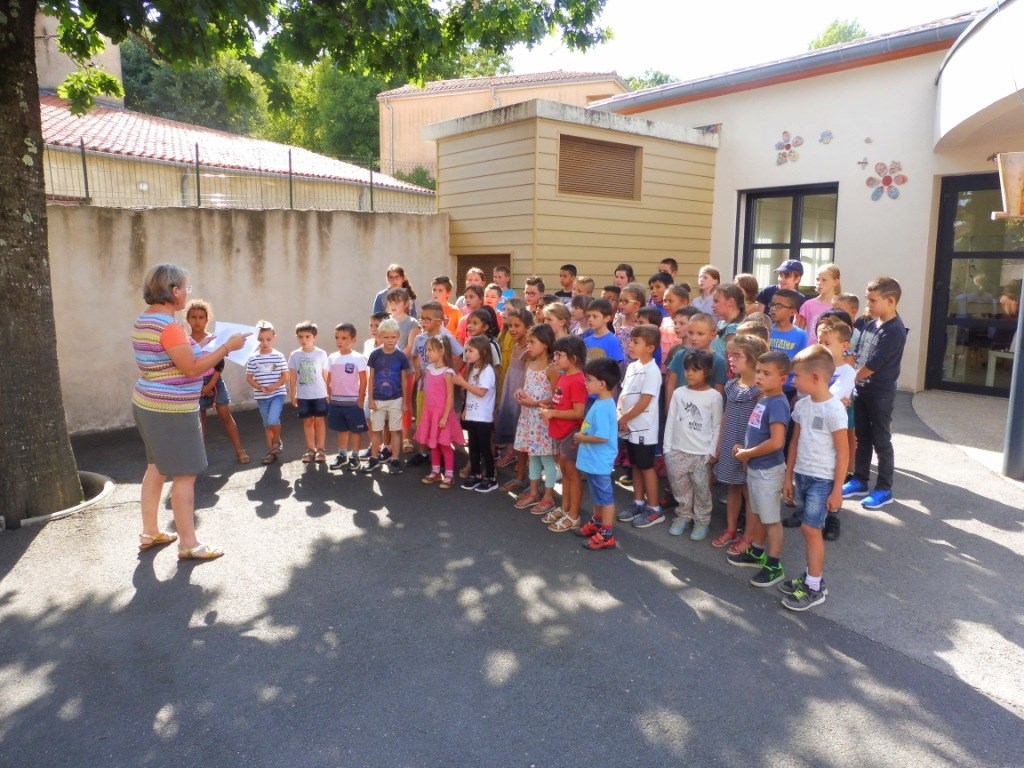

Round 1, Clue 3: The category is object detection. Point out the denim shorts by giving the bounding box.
[297,397,328,419]
[794,472,834,530]
[199,378,230,410]
[257,394,285,427]
[586,472,614,506]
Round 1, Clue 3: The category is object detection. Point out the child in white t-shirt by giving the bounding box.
[452,336,498,493]
[816,318,857,539]
[288,321,330,463]
[326,323,368,470]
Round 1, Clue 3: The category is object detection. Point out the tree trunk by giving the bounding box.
[0,0,84,527]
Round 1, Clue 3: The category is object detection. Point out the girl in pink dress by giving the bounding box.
[415,336,465,489]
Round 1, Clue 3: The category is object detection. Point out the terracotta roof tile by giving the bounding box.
[378,70,624,98]
[40,94,429,194]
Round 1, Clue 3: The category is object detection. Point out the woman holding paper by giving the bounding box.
[132,264,250,560]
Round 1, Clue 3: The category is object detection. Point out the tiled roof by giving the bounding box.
[378,70,625,98]
[40,94,429,193]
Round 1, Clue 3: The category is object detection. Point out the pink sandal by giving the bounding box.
[712,529,740,548]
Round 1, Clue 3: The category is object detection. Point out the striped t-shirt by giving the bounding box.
[132,313,204,413]
[246,350,288,399]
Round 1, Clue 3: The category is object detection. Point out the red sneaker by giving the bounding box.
[582,532,616,550]
[575,520,602,538]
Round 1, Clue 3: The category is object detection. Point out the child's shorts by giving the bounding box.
[626,441,656,471]
[847,403,855,430]
[297,397,328,419]
[794,472,832,530]
[746,463,786,524]
[328,402,368,433]
[370,397,403,431]
[586,472,614,506]
[554,433,579,462]
[199,378,230,410]
[257,394,285,427]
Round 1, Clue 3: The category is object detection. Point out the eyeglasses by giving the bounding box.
[176,284,193,295]
[620,298,638,305]
[769,302,793,310]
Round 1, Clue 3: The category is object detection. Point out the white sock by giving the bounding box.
[805,574,823,592]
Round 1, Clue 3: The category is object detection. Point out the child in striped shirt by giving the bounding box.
[245,320,289,465]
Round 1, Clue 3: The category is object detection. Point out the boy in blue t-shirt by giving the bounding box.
[731,351,792,588]
[582,298,625,367]
[574,358,623,550]
[363,318,410,475]
[768,288,808,397]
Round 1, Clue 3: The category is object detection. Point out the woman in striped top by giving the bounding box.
[133,264,249,560]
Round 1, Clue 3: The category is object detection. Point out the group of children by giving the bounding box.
[191,258,906,614]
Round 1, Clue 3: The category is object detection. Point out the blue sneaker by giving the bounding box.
[861,489,893,509]
[841,478,869,498]
[632,508,665,529]
[617,505,643,523]
[668,516,692,536]
[689,524,710,541]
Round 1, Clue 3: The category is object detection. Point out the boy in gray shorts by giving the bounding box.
[730,351,792,588]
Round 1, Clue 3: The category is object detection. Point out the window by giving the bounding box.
[558,134,641,200]
[742,184,838,290]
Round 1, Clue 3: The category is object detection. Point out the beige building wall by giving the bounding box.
[436,120,537,283]
[35,13,123,106]
[380,78,628,173]
[432,100,717,289]
[43,147,435,213]
[533,118,715,284]
[47,206,450,433]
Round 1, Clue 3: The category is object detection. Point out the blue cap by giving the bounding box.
[775,259,804,275]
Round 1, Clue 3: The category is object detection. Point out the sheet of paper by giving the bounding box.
[205,321,260,367]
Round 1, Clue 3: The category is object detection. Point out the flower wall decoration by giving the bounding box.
[866,161,908,200]
[820,130,834,144]
[775,131,803,164]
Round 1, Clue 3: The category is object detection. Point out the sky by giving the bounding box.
[509,0,989,82]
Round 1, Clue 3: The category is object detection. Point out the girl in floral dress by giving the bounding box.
[512,323,560,516]
[495,308,533,490]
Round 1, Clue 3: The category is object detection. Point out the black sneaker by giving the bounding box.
[358,448,372,459]
[329,453,347,470]
[750,563,785,588]
[823,513,841,541]
[782,584,828,611]
[727,548,767,569]
[461,475,481,490]
[474,478,499,493]
[347,454,360,470]
[387,458,403,475]
[380,446,393,462]
[407,452,429,467]
[359,456,381,473]
[782,510,803,528]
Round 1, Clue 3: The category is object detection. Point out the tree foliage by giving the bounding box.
[627,69,676,91]
[121,36,268,134]
[808,19,869,50]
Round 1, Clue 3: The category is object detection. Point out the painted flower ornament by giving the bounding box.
[775,131,803,164]
[867,161,908,200]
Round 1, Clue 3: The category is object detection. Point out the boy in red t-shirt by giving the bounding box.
[541,335,589,532]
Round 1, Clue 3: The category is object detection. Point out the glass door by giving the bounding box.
[927,174,1024,395]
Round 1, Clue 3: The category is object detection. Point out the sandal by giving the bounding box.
[237,450,251,465]
[178,543,224,561]
[421,471,442,485]
[402,439,416,454]
[438,474,455,490]
[540,507,563,525]
[726,535,753,557]
[271,439,283,455]
[712,529,740,548]
[314,449,327,463]
[139,531,177,552]
[548,515,581,533]
[301,450,315,463]
[261,452,277,465]
[514,492,540,509]
[531,499,557,516]
[500,478,528,494]
[495,452,517,469]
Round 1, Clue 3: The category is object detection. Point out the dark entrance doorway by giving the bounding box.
[926,173,1023,395]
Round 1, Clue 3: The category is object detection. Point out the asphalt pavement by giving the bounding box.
[1,393,1021,767]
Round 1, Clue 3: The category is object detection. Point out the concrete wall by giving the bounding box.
[630,51,1024,391]
[48,206,450,433]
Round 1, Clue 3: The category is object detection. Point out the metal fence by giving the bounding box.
[42,143,437,214]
